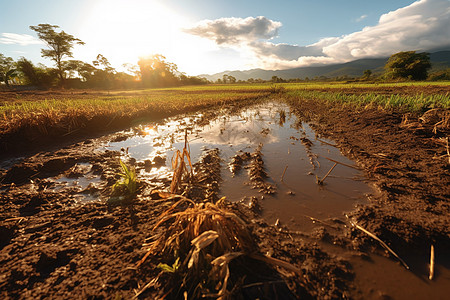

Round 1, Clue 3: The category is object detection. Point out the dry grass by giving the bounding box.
[0,86,272,140]
[138,197,256,298]
[136,194,302,298]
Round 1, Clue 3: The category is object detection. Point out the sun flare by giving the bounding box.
[77,0,208,73]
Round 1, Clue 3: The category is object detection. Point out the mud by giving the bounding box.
[0,96,449,299]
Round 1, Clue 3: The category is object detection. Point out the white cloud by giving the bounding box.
[0,33,43,46]
[323,0,450,60]
[186,0,450,70]
[356,14,368,22]
[185,16,281,45]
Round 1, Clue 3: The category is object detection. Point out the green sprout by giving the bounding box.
[108,159,139,204]
[157,257,180,273]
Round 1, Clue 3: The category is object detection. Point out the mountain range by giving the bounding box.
[199,50,450,81]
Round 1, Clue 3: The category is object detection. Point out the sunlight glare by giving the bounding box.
[78,1,190,68]
[75,0,250,75]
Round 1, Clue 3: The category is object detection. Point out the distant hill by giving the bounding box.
[199,50,450,81]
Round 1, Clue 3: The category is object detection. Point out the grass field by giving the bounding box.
[0,87,272,135]
[285,89,450,111]
[280,81,450,89]
[1,81,449,138]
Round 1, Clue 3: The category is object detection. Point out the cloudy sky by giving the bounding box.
[1,0,449,75]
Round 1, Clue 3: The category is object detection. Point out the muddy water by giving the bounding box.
[104,101,372,230]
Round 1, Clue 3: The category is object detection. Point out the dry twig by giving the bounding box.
[249,253,302,276]
[321,156,361,170]
[316,138,338,147]
[317,162,337,185]
[446,137,450,164]
[346,216,410,270]
[280,165,288,182]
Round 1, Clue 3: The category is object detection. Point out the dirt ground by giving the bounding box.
[0,94,449,299]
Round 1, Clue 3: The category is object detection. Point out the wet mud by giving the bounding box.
[1,97,449,299]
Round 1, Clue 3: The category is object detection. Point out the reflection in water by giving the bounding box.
[102,101,373,231]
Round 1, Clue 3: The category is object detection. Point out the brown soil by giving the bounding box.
[288,98,450,254]
[1,95,449,299]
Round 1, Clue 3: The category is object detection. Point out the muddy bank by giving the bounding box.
[287,97,450,253]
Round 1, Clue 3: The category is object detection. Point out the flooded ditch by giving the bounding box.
[101,101,373,231]
[2,99,448,298]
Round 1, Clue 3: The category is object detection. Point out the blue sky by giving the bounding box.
[1,0,449,75]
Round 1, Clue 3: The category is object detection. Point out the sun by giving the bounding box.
[77,0,189,69]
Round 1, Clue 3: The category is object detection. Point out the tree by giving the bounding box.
[138,54,179,87]
[91,54,117,89]
[16,57,58,87]
[0,54,17,86]
[30,24,85,86]
[384,51,431,81]
[222,74,229,84]
[61,60,85,79]
[363,69,372,79]
[222,74,236,84]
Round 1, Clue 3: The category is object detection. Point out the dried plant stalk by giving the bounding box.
[347,216,410,270]
[280,165,288,182]
[322,156,361,170]
[429,244,435,280]
[317,162,337,185]
[170,130,193,193]
[446,137,450,164]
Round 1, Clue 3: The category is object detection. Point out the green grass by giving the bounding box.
[285,90,450,112]
[279,81,450,90]
[1,82,448,138]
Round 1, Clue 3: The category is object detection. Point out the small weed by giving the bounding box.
[157,257,180,273]
[170,130,193,194]
[108,159,139,204]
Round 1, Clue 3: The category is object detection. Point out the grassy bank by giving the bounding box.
[0,87,272,135]
[285,89,450,111]
[281,81,450,90]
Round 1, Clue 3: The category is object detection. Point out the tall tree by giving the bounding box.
[30,24,85,86]
[384,51,431,81]
[92,54,116,89]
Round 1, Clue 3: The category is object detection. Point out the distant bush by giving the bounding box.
[16,57,59,88]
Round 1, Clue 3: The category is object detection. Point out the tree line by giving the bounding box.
[0,24,208,89]
[1,24,449,89]
[216,51,449,84]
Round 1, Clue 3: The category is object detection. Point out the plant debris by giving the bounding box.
[247,144,277,194]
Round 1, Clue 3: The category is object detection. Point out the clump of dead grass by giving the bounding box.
[138,197,256,298]
[136,196,302,298]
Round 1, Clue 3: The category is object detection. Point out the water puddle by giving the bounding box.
[102,101,373,230]
[51,162,104,202]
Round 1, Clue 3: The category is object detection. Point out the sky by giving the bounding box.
[1,0,449,75]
